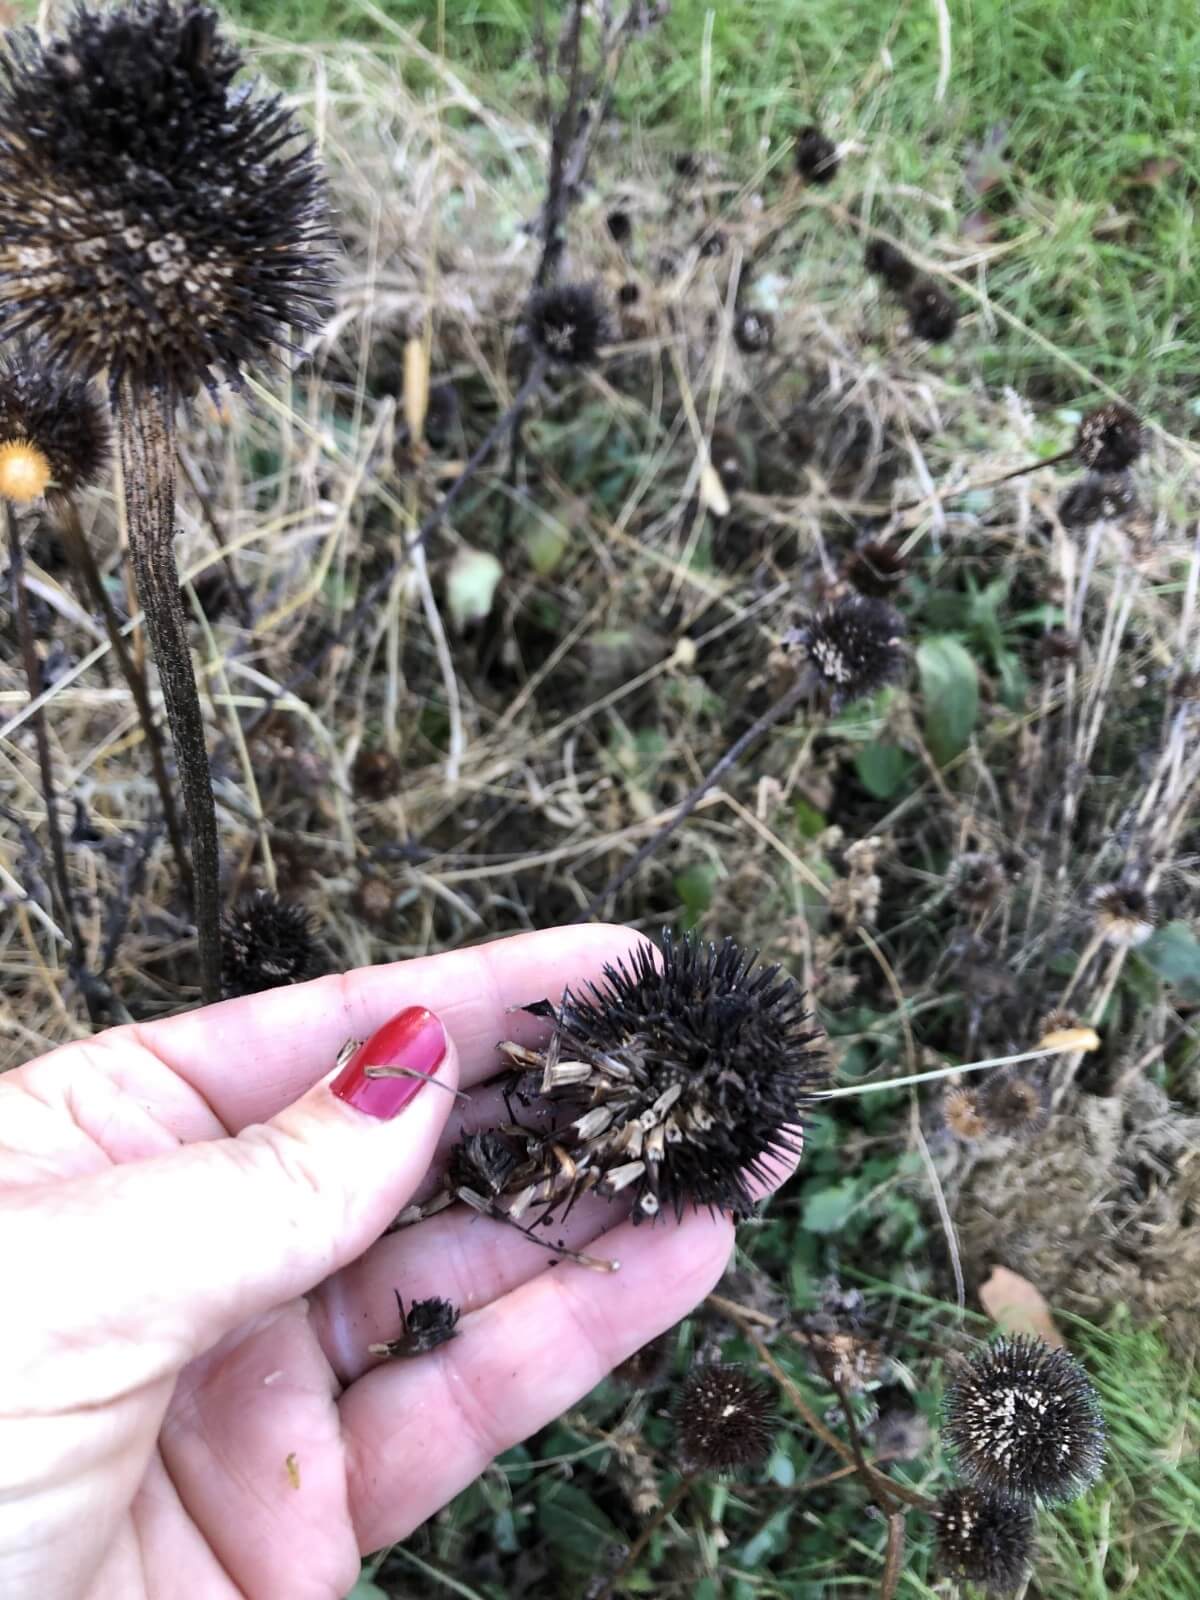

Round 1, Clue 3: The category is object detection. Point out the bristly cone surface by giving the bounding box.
[675,1362,777,1472]
[790,594,907,708]
[942,1335,1105,1506]
[0,0,332,397]
[932,1486,1035,1594]
[491,931,826,1227]
[0,348,109,498]
[220,889,324,997]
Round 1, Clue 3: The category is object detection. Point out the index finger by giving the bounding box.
[122,923,648,1133]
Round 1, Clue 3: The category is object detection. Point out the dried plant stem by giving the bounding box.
[52,495,190,892]
[582,678,808,919]
[4,502,103,1022]
[598,1473,697,1598]
[879,1510,907,1600]
[115,378,221,1002]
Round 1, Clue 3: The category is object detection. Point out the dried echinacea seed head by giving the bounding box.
[905,276,959,343]
[733,307,775,354]
[1092,880,1156,947]
[675,1362,777,1473]
[448,1130,522,1200]
[1074,403,1143,473]
[942,1336,1105,1505]
[932,1486,1035,1594]
[864,237,917,292]
[789,594,907,708]
[0,350,109,502]
[1058,471,1136,528]
[981,1068,1051,1139]
[943,1085,989,1141]
[369,1293,460,1359]
[219,889,323,998]
[0,0,332,398]
[795,124,839,184]
[525,282,608,365]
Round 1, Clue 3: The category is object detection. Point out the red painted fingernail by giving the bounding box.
[331,1006,447,1120]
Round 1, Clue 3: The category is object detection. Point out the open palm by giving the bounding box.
[0,926,776,1600]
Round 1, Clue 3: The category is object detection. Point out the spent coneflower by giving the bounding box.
[842,536,909,597]
[447,1130,522,1201]
[675,1363,777,1472]
[525,282,608,365]
[352,745,403,801]
[905,276,959,343]
[955,852,1008,909]
[795,124,839,184]
[932,1487,1035,1595]
[369,1292,460,1359]
[0,352,109,502]
[733,307,775,354]
[789,594,908,708]
[1075,404,1144,473]
[220,889,324,998]
[0,0,332,1002]
[502,932,825,1222]
[864,237,917,292]
[943,1085,989,1142]
[1058,471,1136,528]
[1092,880,1156,947]
[942,1336,1105,1506]
[981,1068,1051,1138]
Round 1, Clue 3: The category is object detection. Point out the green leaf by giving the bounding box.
[446,545,503,632]
[344,1580,388,1600]
[739,1507,792,1565]
[523,519,569,575]
[536,1480,623,1572]
[675,861,717,927]
[854,741,914,799]
[1142,921,1200,1001]
[801,1180,859,1234]
[917,635,979,764]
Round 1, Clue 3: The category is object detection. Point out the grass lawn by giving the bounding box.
[228,0,1200,415]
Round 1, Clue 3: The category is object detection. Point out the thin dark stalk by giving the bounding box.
[581,677,809,920]
[879,1511,907,1600]
[533,0,587,291]
[51,495,190,892]
[4,501,103,1022]
[597,1473,697,1598]
[115,376,222,1003]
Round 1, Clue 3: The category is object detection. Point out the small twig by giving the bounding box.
[363,1063,471,1105]
[798,1326,905,1516]
[580,678,808,920]
[879,1511,907,1600]
[597,1474,696,1598]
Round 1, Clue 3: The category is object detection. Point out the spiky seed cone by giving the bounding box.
[981,1069,1050,1138]
[1058,471,1136,528]
[525,283,608,365]
[942,1336,1105,1506]
[842,536,908,597]
[943,1086,988,1141]
[220,889,323,997]
[1092,881,1156,946]
[932,1487,1035,1594]
[535,932,826,1221]
[0,351,109,502]
[675,1363,777,1472]
[795,124,839,184]
[372,1294,460,1359]
[733,308,774,353]
[864,238,916,292]
[448,1130,521,1198]
[1075,404,1143,473]
[0,0,332,397]
[792,594,907,708]
[905,276,959,342]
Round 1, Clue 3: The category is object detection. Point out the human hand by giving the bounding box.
[0,926,794,1600]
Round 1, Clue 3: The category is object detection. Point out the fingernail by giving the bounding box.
[331,1006,447,1120]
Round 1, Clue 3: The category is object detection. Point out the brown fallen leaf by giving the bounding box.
[979,1265,1065,1348]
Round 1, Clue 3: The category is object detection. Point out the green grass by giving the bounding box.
[229,0,1200,414]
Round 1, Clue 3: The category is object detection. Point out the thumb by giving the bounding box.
[7,1005,459,1397]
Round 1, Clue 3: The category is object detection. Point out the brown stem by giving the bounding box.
[4,502,103,1022]
[580,678,809,920]
[115,377,222,1003]
[597,1473,697,1599]
[879,1511,907,1600]
[51,495,191,893]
